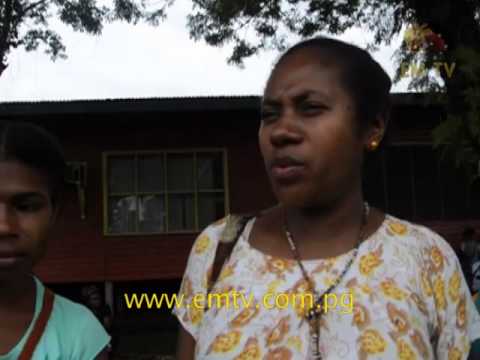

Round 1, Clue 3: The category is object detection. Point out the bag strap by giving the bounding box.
[18,288,55,360]
[207,214,255,294]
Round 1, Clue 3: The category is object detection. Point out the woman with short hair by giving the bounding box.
[175,37,480,359]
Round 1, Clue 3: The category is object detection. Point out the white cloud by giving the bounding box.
[0,0,408,102]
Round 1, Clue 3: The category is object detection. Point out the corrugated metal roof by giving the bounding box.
[0,93,440,117]
[0,96,262,116]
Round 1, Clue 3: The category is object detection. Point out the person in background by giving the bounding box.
[472,292,480,357]
[81,284,113,334]
[81,284,115,358]
[458,227,478,293]
[0,122,110,359]
[471,230,480,295]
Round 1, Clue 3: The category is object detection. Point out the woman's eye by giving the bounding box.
[260,110,278,123]
[16,202,43,212]
[300,103,325,114]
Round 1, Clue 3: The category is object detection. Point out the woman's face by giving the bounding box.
[83,286,103,308]
[259,49,368,208]
[0,160,55,279]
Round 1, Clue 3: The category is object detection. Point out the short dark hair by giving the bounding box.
[273,36,392,132]
[0,121,66,204]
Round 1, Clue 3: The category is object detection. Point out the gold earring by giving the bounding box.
[368,140,379,151]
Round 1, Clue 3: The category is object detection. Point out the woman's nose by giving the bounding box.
[270,112,303,147]
[0,204,16,235]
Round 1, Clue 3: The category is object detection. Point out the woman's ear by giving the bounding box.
[364,113,386,150]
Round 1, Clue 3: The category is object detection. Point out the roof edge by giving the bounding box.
[0,93,441,117]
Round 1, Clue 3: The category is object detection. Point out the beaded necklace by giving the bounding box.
[284,202,370,359]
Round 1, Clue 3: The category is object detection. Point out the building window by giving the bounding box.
[411,146,442,220]
[363,144,479,221]
[385,146,415,219]
[103,150,228,235]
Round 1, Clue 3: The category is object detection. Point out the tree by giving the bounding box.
[0,0,172,77]
[2,1,479,183]
[188,0,480,181]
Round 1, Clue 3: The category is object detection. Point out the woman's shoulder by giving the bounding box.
[179,214,257,291]
[50,292,110,344]
[188,216,230,256]
[33,277,107,333]
[190,214,256,255]
[54,295,110,354]
[382,213,456,254]
[51,292,100,324]
[32,279,110,359]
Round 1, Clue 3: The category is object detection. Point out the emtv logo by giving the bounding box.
[400,24,456,79]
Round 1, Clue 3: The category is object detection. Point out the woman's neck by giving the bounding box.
[283,191,367,258]
[0,273,35,309]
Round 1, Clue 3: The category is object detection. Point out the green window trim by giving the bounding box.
[102,149,230,236]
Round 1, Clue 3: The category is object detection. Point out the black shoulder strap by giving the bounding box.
[207,214,255,294]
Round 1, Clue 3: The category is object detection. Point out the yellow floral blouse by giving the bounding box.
[173,215,480,359]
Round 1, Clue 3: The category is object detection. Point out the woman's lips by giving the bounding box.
[271,164,305,182]
[0,254,25,268]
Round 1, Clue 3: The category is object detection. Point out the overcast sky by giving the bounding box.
[0,0,409,102]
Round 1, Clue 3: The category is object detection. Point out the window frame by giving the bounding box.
[373,141,477,221]
[102,148,230,236]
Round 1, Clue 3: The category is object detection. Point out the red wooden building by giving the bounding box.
[1,94,479,356]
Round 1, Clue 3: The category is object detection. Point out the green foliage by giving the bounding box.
[432,46,480,182]
[0,0,173,75]
[187,0,409,65]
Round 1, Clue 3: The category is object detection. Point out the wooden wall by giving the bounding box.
[28,110,275,282]
[5,100,475,283]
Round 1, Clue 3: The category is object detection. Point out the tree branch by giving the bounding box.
[19,0,48,17]
[0,0,14,60]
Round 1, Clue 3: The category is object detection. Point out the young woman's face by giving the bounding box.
[0,160,55,279]
[259,49,368,208]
